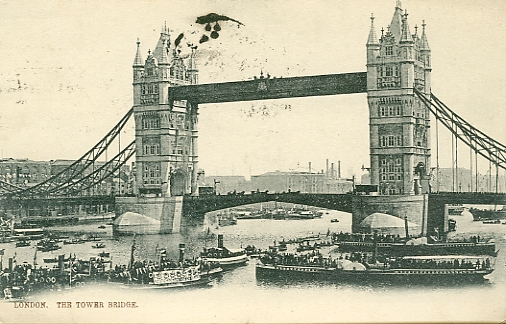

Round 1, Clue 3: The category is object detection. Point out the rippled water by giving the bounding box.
[1,210,505,323]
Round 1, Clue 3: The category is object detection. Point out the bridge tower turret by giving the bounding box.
[367,1,431,195]
[132,25,199,197]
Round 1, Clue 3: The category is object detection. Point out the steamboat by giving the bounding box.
[470,206,506,221]
[109,242,222,289]
[216,211,237,227]
[201,235,248,268]
[332,232,497,256]
[256,251,495,283]
[0,253,111,300]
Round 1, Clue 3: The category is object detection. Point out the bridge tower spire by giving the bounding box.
[367,2,432,196]
[132,24,199,198]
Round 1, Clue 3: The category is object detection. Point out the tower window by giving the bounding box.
[388,135,395,146]
[385,66,394,77]
[380,136,387,147]
[143,163,161,184]
[142,117,160,129]
[385,46,393,56]
[396,135,403,146]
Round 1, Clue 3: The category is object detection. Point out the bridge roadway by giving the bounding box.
[2,192,505,234]
[182,192,354,218]
[427,192,506,233]
[183,192,506,234]
[168,72,367,104]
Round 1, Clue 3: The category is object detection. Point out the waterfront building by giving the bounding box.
[203,175,249,195]
[250,170,352,194]
[0,158,51,186]
[50,159,132,195]
[49,159,110,176]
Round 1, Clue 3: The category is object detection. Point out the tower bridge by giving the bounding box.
[2,1,506,235]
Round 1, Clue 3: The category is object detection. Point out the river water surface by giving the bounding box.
[1,210,505,323]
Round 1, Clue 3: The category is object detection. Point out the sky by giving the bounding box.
[0,0,505,180]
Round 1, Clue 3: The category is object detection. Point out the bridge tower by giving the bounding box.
[132,25,199,197]
[367,1,431,195]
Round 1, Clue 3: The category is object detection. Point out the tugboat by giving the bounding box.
[286,209,315,220]
[15,239,30,248]
[482,219,501,224]
[201,235,248,268]
[244,245,262,257]
[63,238,85,245]
[108,241,221,288]
[447,204,465,216]
[36,239,61,252]
[256,250,496,283]
[469,206,506,221]
[217,211,237,227]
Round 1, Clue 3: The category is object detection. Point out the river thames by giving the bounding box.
[0,209,505,323]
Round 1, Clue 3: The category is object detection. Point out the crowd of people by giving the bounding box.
[389,257,492,270]
[108,254,215,284]
[331,232,405,244]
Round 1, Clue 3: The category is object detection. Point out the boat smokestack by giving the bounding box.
[218,234,224,248]
[179,243,185,263]
[404,216,409,238]
[338,161,341,179]
[309,162,312,173]
[58,254,65,273]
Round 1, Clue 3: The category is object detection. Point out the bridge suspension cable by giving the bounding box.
[5,108,134,197]
[52,140,136,196]
[0,179,25,194]
[415,89,506,174]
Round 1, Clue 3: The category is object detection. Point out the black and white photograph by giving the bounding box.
[0,0,505,323]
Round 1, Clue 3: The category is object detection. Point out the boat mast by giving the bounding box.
[372,230,378,263]
[128,233,136,269]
